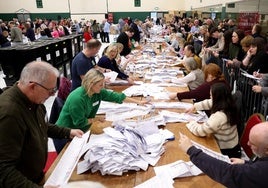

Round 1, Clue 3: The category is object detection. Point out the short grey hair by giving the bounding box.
[184,57,198,71]
[82,68,104,96]
[19,61,59,85]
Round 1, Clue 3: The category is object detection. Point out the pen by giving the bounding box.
[257,69,260,74]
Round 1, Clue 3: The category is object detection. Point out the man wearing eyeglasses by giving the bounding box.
[0,61,83,188]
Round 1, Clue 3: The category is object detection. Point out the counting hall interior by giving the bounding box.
[1,0,268,188]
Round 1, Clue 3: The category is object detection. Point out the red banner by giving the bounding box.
[238,12,259,35]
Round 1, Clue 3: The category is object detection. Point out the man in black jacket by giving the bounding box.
[0,61,83,188]
[116,27,134,57]
[179,122,268,188]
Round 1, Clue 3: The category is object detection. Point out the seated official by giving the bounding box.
[98,43,134,84]
[116,27,135,57]
[171,57,204,90]
[54,69,148,153]
[185,83,241,158]
[179,122,268,188]
[169,63,228,102]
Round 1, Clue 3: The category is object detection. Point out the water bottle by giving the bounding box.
[162,50,166,59]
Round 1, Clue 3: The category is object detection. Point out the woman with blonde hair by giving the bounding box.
[169,63,228,102]
[54,69,147,153]
[98,43,134,84]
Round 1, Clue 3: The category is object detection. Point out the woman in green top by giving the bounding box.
[54,68,146,153]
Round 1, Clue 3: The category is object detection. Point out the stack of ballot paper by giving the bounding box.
[45,132,90,187]
[134,138,231,187]
[159,110,208,123]
[97,101,149,115]
[152,101,193,109]
[77,125,166,176]
[112,114,166,128]
[122,83,166,97]
[107,79,129,85]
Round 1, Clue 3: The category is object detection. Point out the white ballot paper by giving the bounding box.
[159,110,208,123]
[153,140,230,180]
[103,71,118,82]
[134,170,174,188]
[44,131,90,187]
[192,141,231,163]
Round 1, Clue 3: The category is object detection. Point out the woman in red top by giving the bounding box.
[83,25,93,43]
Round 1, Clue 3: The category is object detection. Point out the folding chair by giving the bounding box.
[240,113,265,159]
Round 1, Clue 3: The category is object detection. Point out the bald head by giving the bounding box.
[249,122,268,157]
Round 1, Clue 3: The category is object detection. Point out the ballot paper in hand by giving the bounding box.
[192,141,231,163]
[103,71,118,82]
[154,160,203,179]
[154,139,230,180]
[44,132,90,187]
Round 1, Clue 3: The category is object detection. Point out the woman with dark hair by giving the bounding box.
[169,63,228,102]
[83,25,93,43]
[216,29,246,67]
[242,37,268,74]
[202,27,224,65]
[91,20,99,39]
[185,82,241,158]
[116,27,135,56]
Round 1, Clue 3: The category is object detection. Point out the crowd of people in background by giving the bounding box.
[1,14,268,113]
[1,13,268,188]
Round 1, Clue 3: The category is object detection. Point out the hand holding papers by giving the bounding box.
[178,132,230,163]
[103,71,118,82]
[45,132,90,187]
[240,69,261,81]
[139,133,231,187]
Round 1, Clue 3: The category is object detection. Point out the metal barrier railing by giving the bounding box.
[221,59,267,123]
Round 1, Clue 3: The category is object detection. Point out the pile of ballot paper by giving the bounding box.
[77,124,167,176]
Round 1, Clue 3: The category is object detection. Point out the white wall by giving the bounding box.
[71,14,105,24]
[185,0,268,14]
[106,0,184,12]
[0,0,69,13]
[0,0,185,14]
[70,0,106,14]
[0,0,185,23]
[184,0,242,11]
[226,0,268,14]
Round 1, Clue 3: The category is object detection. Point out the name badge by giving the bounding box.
[93,101,99,106]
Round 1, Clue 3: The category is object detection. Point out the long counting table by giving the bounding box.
[45,85,225,188]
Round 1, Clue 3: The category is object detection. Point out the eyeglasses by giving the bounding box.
[29,81,57,95]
